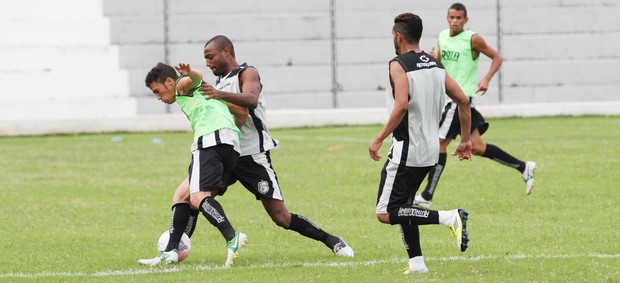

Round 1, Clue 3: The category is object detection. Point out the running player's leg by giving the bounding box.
[139,179,193,266]
[189,144,246,267]
[238,152,354,256]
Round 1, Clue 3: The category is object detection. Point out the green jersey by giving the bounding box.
[438,29,478,98]
[174,77,239,142]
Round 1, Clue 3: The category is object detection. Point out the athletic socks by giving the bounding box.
[388,207,439,226]
[483,144,526,172]
[199,197,236,242]
[421,152,447,200]
[184,208,199,237]
[438,210,457,227]
[400,224,422,258]
[287,213,344,249]
[164,203,191,252]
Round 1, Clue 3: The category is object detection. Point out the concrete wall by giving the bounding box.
[1,0,619,135]
[101,0,620,114]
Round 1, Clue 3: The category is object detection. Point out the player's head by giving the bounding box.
[447,3,468,35]
[392,13,423,55]
[145,63,177,104]
[204,35,236,77]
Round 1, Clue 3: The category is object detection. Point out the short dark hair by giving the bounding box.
[393,13,423,43]
[205,35,235,58]
[145,63,177,87]
[449,3,468,17]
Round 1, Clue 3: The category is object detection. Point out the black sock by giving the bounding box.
[482,144,525,172]
[165,203,191,252]
[184,209,199,238]
[421,152,447,201]
[199,197,236,242]
[388,207,439,226]
[288,214,338,248]
[400,224,422,258]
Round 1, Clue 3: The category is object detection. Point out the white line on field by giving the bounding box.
[1,253,617,278]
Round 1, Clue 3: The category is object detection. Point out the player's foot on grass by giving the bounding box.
[449,209,469,252]
[403,257,428,274]
[138,249,178,266]
[225,232,247,267]
[413,194,432,209]
[332,237,354,257]
[523,161,537,195]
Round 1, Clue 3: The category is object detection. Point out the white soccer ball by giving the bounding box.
[157,231,191,262]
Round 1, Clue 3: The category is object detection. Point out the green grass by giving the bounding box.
[0,116,619,282]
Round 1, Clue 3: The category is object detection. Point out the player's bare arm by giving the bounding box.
[201,67,261,109]
[445,74,472,160]
[369,61,409,161]
[227,102,249,128]
[472,34,502,95]
[174,63,203,95]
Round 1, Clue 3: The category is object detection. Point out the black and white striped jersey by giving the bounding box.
[386,51,447,167]
[215,63,278,156]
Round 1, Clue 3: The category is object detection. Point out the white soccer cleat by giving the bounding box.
[225,232,248,267]
[403,257,429,274]
[413,194,432,209]
[138,249,179,266]
[523,161,537,195]
[332,238,354,257]
[449,209,469,252]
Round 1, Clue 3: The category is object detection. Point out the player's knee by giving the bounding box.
[472,144,486,155]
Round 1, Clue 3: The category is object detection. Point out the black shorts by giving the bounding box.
[187,144,239,195]
[376,160,432,214]
[438,101,489,140]
[225,151,283,200]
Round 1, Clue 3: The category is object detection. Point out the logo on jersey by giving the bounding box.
[441,50,460,62]
[420,55,430,63]
[257,180,270,194]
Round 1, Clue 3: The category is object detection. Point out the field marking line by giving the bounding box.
[1,253,618,278]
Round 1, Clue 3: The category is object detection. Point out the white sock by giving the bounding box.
[438,209,457,226]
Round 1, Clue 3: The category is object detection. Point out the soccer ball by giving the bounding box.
[157,231,191,262]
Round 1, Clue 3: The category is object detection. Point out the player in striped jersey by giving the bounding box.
[369,13,472,274]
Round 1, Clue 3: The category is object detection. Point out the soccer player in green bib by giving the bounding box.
[140,62,248,267]
[414,3,537,209]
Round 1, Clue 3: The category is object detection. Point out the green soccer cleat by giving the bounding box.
[225,232,248,267]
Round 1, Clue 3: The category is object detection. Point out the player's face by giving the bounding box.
[204,43,226,77]
[148,78,176,104]
[447,9,468,35]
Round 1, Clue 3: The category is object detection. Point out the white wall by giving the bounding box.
[1,0,619,135]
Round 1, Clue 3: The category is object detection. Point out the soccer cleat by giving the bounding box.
[403,266,429,274]
[332,238,354,257]
[449,209,469,252]
[138,249,179,266]
[225,232,248,267]
[403,257,428,274]
[413,194,432,209]
[523,161,537,195]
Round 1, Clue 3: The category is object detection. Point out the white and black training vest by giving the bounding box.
[215,63,278,156]
[386,51,447,167]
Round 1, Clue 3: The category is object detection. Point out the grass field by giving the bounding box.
[0,116,619,282]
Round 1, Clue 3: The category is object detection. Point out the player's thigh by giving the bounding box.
[235,152,283,201]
